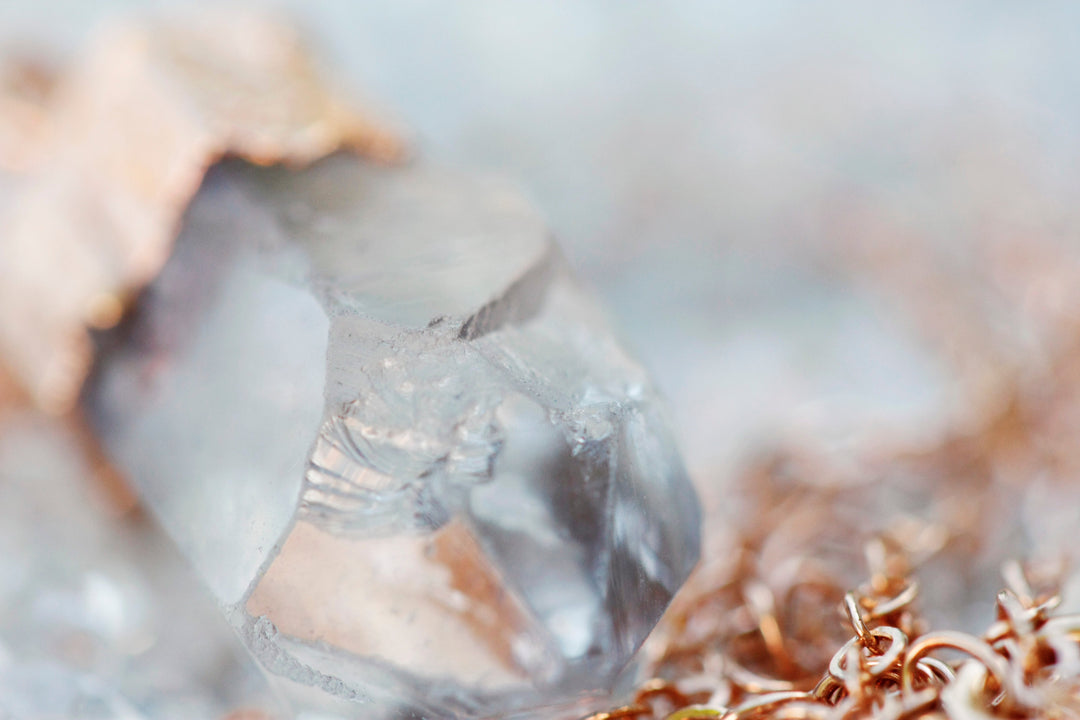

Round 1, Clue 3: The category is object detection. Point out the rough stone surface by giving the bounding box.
[85,155,700,719]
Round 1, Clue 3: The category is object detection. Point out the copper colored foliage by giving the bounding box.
[0,11,403,413]
[0,55,56,172]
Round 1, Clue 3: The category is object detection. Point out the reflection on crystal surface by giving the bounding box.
[86,155,700,718]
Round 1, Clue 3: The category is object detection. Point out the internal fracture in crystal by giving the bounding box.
[85,155,701,719]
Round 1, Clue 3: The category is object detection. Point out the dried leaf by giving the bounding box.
[0,10,403,412]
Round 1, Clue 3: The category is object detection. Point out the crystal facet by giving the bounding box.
[85,156,700,718]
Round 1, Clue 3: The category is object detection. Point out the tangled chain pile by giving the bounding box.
[583,223,1080,718]
[598,547,1080,719]
[603,430,1080,720]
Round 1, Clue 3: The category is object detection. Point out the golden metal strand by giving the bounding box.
[588,539,1080,720]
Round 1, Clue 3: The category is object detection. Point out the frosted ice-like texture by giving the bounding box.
[86,156,700,719]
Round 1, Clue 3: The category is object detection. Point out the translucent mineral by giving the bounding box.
[85,155,701,719]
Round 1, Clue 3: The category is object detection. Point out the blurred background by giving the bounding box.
[3,2,1080,717]
[7,0,1080,474]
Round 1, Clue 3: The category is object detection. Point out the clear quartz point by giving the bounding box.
[85,155,700,719]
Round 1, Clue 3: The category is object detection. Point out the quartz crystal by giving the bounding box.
[85,155,700,719]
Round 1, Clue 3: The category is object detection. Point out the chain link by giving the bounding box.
[584,548,1080,720]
